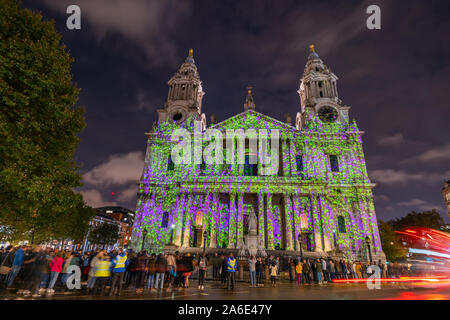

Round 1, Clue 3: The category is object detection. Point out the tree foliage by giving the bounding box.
[388,209,445,231]
[378,220,407,261]
[88,223,120,247]
[0,0,89,242]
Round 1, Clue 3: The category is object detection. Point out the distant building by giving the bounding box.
[442,180,450,217]
[94,206,135,248]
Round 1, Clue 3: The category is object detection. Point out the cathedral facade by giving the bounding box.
[131,46,385,261]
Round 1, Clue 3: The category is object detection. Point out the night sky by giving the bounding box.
[20,0,450,222]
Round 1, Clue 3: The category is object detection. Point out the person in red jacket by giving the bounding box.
[47,252,63,294]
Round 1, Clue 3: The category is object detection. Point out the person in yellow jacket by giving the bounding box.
[94,254,111,296]
[295,261,303,286]
[355,262,363,279]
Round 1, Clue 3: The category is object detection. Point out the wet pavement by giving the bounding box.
[2,280,450,300]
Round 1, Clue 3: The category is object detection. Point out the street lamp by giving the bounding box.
[170,224,175,244]
[333,229,337,249]
[297,232,303,261]
[141,228,148,251]
[203,230,208,254]
[365,236,373,264]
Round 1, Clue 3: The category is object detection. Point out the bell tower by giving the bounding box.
[296,45,350,130]
[157,49,206,127]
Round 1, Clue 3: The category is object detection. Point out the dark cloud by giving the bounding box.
[21,0,450,221]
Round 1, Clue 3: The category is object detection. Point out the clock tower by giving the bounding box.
[296,45,350,130]
[157,49,206,129]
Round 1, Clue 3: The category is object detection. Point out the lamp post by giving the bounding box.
[203,230,208,255]
[333,229,337,249]
[170,224,175,244]
[141,228,148,251]
[298,233,303,261]
[365,236,373,264]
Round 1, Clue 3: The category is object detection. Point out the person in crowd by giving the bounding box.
[220,254,228,286]
[198,253,207,290]
[146,253,156,290]
[81,253,90,282]
[21,247,48,297]
[60,251,72,292]
[175,252,184,289]
[270,261,278,287]
[183,253,193,288]
[321,258,328,283]
[302,260,310,284]
[86,251,101,294]
[6,245,24,289]
[93,254,111,296]
[38,249,53,294]
[335,259,342,279]
[154,253,167,289]
[255,257,264,287]
[315,259,323,284]
[248,255,257,288]
[288,257,294,282]
[134,251,148,294]
[125,252,137,288]
[0,246,15,288]
[109,248,128,296]
[328,259,335,282]
[212,253,221,281]
[295,260,303,286]
[47,251,63,295]
[226,252,237,290]
[355,261,363,279]
[275,257,280,280]
[166,252,176,290]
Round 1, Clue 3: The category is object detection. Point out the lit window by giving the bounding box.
[195,211,203,226]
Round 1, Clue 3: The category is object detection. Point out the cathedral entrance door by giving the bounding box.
[194,227,203,247]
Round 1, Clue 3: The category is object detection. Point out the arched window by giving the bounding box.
[161,212,169,228]
[167,155,174,171]
[338,216,346,233]
[195,211,203,226]
[300,214,308,229]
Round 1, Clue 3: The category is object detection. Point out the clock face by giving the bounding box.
[318,106,338,123]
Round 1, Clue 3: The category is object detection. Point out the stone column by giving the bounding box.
[228,192,237,248]
[182,194,193,246]
[284,194,294,251]
[318,195,334,252]
[310,194,323,252]
[257,192,266,247]
[267,193,274,250]
[209,192,218,248]
[282,138,290,176]
[174,194,186,246]
[236,193,244,246]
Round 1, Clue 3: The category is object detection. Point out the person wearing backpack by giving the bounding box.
[198,253,207,290]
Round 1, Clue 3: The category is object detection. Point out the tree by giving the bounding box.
[88,223,120,249]
[0,0,88,242]
[388,209,445,231]
[378,220,407,261]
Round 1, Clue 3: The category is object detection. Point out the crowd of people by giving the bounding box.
[0,244,409,298]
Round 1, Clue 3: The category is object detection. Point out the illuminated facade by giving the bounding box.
[131,46,385,261]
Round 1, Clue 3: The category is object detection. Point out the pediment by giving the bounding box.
[210,110,297,132]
